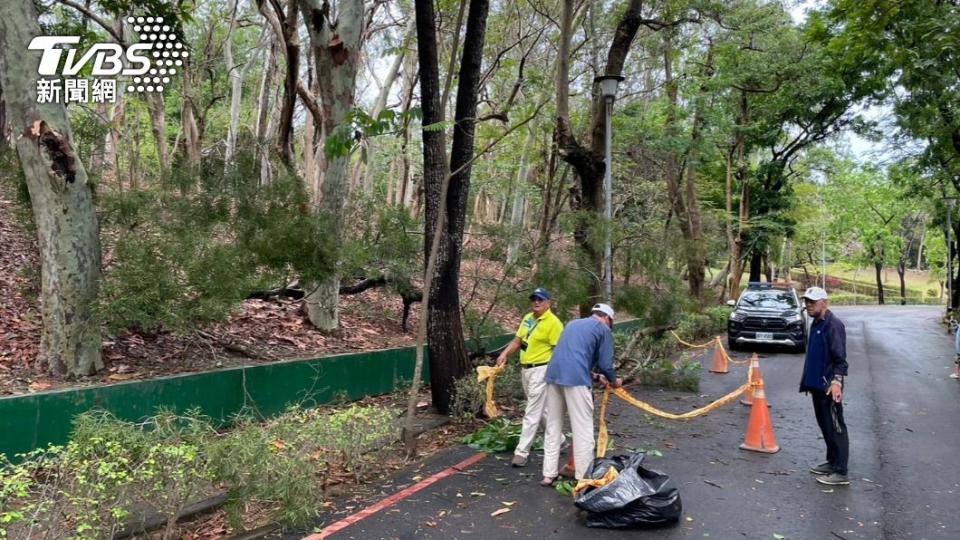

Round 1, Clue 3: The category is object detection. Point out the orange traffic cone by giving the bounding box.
[708,337,729,374]
[740,354,763,406]
[739,379,780,453]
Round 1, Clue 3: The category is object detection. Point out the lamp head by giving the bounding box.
[594,75,624,100]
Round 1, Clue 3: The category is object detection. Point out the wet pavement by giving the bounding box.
[301,306,960,539]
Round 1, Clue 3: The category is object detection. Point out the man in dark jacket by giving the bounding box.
[799,286,849,486]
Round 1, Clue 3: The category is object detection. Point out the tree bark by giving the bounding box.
[146,92,169,173]
[0,0,102,376]
[422,0,490,415]
[875,261,885,305]
[255,35,280,186]
[299,0,368,330]
[897,258,906,305]
[181,59,202,172]
[223,0,241,167]
[0,75,8,150]
[270,0,300,168]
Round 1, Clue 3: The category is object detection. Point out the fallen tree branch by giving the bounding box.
[617,323,677,364]
[196,330,277,361]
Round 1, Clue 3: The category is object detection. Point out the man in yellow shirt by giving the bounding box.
[496,287,564,467]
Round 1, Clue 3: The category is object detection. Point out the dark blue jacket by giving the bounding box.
[799,310,848,392]
[544,317,616,387]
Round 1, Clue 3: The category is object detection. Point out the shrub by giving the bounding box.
[207,417,319,529]
[450,374,485,422]
[317,405,397,480]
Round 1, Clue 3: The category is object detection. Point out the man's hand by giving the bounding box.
[828,382,842,402]
[495,355,507,368]
[597,375,622,388]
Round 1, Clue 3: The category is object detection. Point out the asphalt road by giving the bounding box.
[310,306,960,540]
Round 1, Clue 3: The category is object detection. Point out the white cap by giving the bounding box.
[591,303,615,320]
[802,286,829,301]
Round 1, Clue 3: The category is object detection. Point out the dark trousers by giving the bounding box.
[811,389,849,475]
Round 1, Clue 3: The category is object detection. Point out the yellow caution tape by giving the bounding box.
[596,381,752,458]
[573,465,619,498]
[670,331,717,349]
[596,387,611,460]
[476,365,505,418]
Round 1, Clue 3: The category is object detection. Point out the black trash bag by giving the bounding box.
[573,452,682,529]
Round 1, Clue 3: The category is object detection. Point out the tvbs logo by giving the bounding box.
[29,36,152,76]
[28,16,186,103]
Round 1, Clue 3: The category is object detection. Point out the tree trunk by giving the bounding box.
[665,32,710,303]
[276,1,300,168]
[146,92,169,173]
[505,126,535,264]
[181,61,201,172]
[897,258,906,305]
[421,0,490,415]
[749,251,762,282]
[875,261,885,305]
[224,1,264,169]
[299,0,368,330]
[254,29,281,186]
[391,46,418,209]
[917,225,925,269]
[727,91,750,301]
[0,0,102,376]
[0,76,8,150]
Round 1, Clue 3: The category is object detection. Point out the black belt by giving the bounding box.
[521,361,549,369]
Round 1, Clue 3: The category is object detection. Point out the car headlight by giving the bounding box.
[729,311,745,322]
[783,313,801,324]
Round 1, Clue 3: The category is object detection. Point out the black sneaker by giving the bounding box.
[815,472,849,485]
[809,461,832,475]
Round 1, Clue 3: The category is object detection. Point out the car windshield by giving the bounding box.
[739,290,797,309]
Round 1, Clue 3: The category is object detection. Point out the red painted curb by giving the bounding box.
[303,452,487,539]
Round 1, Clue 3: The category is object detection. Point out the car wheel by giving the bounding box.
[727,338,740,351]
[793,340,806,354]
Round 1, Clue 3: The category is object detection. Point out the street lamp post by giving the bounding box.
[946,197,957,310]
[595,74,624,302]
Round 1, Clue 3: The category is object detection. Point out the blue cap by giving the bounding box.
[529,287,551,301]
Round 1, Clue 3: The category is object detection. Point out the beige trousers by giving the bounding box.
[542,384,594,480]
[514,364,548,458]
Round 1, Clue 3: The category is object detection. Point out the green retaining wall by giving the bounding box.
[0,320,640,460]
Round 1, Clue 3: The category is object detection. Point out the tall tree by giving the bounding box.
[418,0,490,414]
[821,0,960,307]
[0,0,102,375]
[299,0,369,330]
[555,0,697,312]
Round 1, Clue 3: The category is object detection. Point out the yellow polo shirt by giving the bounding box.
[516,309,563,365]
